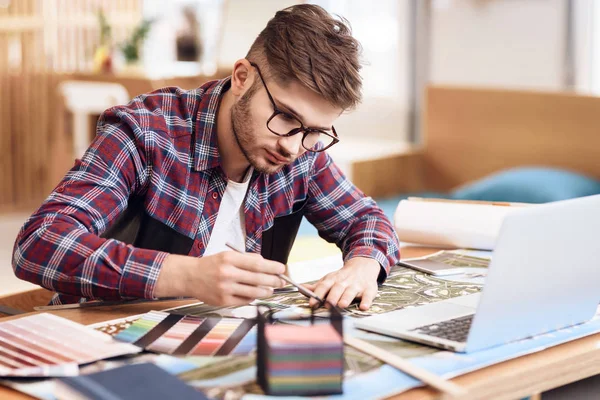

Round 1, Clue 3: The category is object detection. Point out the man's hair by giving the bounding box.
[246,4,363,110]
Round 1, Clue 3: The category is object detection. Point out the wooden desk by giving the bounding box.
[1,246,600,400]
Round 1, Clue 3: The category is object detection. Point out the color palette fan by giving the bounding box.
[114,311,256,356]
[0,313,140,377]
[257,306,344,396]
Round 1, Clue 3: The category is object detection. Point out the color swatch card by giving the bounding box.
[0,313,140,377]
[114,311,256,356]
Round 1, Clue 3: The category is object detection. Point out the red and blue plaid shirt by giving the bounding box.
[12,78,400,305]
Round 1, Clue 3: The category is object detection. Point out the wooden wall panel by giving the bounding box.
[423,86,600,191]
[0,0,142,210]
[0,32,12,208]
[346,85,600,198]
[352,150,426,198]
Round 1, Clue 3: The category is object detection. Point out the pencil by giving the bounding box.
[224,242,325,304]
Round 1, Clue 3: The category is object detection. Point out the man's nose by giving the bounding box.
[277,133,304,158]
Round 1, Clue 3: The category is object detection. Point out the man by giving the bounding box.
[13,4,400,310]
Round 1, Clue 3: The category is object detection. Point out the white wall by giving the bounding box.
[323,0,411,142]
[573,0,594,94]
[142,0,583,146]
[593,0,600,94]
[218,0,298,66]
[430,0,568,91]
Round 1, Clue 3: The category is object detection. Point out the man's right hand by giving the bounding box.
[153,251,286,306]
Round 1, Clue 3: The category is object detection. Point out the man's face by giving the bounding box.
[231,73,342,175]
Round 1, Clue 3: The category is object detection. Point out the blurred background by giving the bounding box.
[1,0,600,294]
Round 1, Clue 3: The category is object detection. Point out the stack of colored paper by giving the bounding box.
[0,313,140,377]
[262,323,343,396]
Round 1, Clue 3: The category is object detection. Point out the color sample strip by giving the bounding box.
[133,313,184,348]
[189,318,244,356]
[0,313,139,377]
[111,311,257,357]
[0,333,71,366]
[146,316,205,354]
[2,319,87,362]
[0,336,64,366]
[230,325,257,355]
[173,316,220,355]
[264,324,343,396]
[215,319,256,356]
[114,311,172,344]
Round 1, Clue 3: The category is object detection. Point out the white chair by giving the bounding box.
[59,81,130,158]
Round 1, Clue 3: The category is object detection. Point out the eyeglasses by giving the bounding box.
[249,62,339,153]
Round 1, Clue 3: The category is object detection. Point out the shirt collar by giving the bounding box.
[193,77,231,172]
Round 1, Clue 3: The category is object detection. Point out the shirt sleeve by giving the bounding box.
[304,151,401,282]
[12,106,169,300]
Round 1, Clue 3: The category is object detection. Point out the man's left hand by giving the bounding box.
[304,257,381,311]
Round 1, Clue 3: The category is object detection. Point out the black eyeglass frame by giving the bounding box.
[249,61,340,153]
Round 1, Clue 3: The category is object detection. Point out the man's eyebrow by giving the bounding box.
[277,99,332,131]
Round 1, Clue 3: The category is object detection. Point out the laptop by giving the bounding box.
[355,194,600,353]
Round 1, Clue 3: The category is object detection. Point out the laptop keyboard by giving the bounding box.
[411,314,474,343]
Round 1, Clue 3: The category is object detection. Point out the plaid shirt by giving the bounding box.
[12,78,401,305]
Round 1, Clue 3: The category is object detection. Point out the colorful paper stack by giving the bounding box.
[257,307,344,396]
[0,313,140,377]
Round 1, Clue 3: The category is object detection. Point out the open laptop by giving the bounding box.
[355,194,600,353]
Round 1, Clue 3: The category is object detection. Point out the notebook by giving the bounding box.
[55,363,207,400]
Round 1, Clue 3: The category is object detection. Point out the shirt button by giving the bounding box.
[56,187,64,193]
[196,242,202,249]
[212,192,218,200]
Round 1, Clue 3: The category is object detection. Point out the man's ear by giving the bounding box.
[230,59,255,97]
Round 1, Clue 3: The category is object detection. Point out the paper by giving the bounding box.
[113,311,257,357]
[394,199,528,250]
[287,254,343,284]
[88,314,142,336]
[164,265,482,320]
[0,313,139,377]
[399,249,491,285]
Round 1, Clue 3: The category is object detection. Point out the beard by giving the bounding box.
[230,90,285,175]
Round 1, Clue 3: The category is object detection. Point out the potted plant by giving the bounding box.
[93,10,113,73]
[120,19,153,69]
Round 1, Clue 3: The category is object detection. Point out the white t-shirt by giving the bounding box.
[203,168,253,256]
